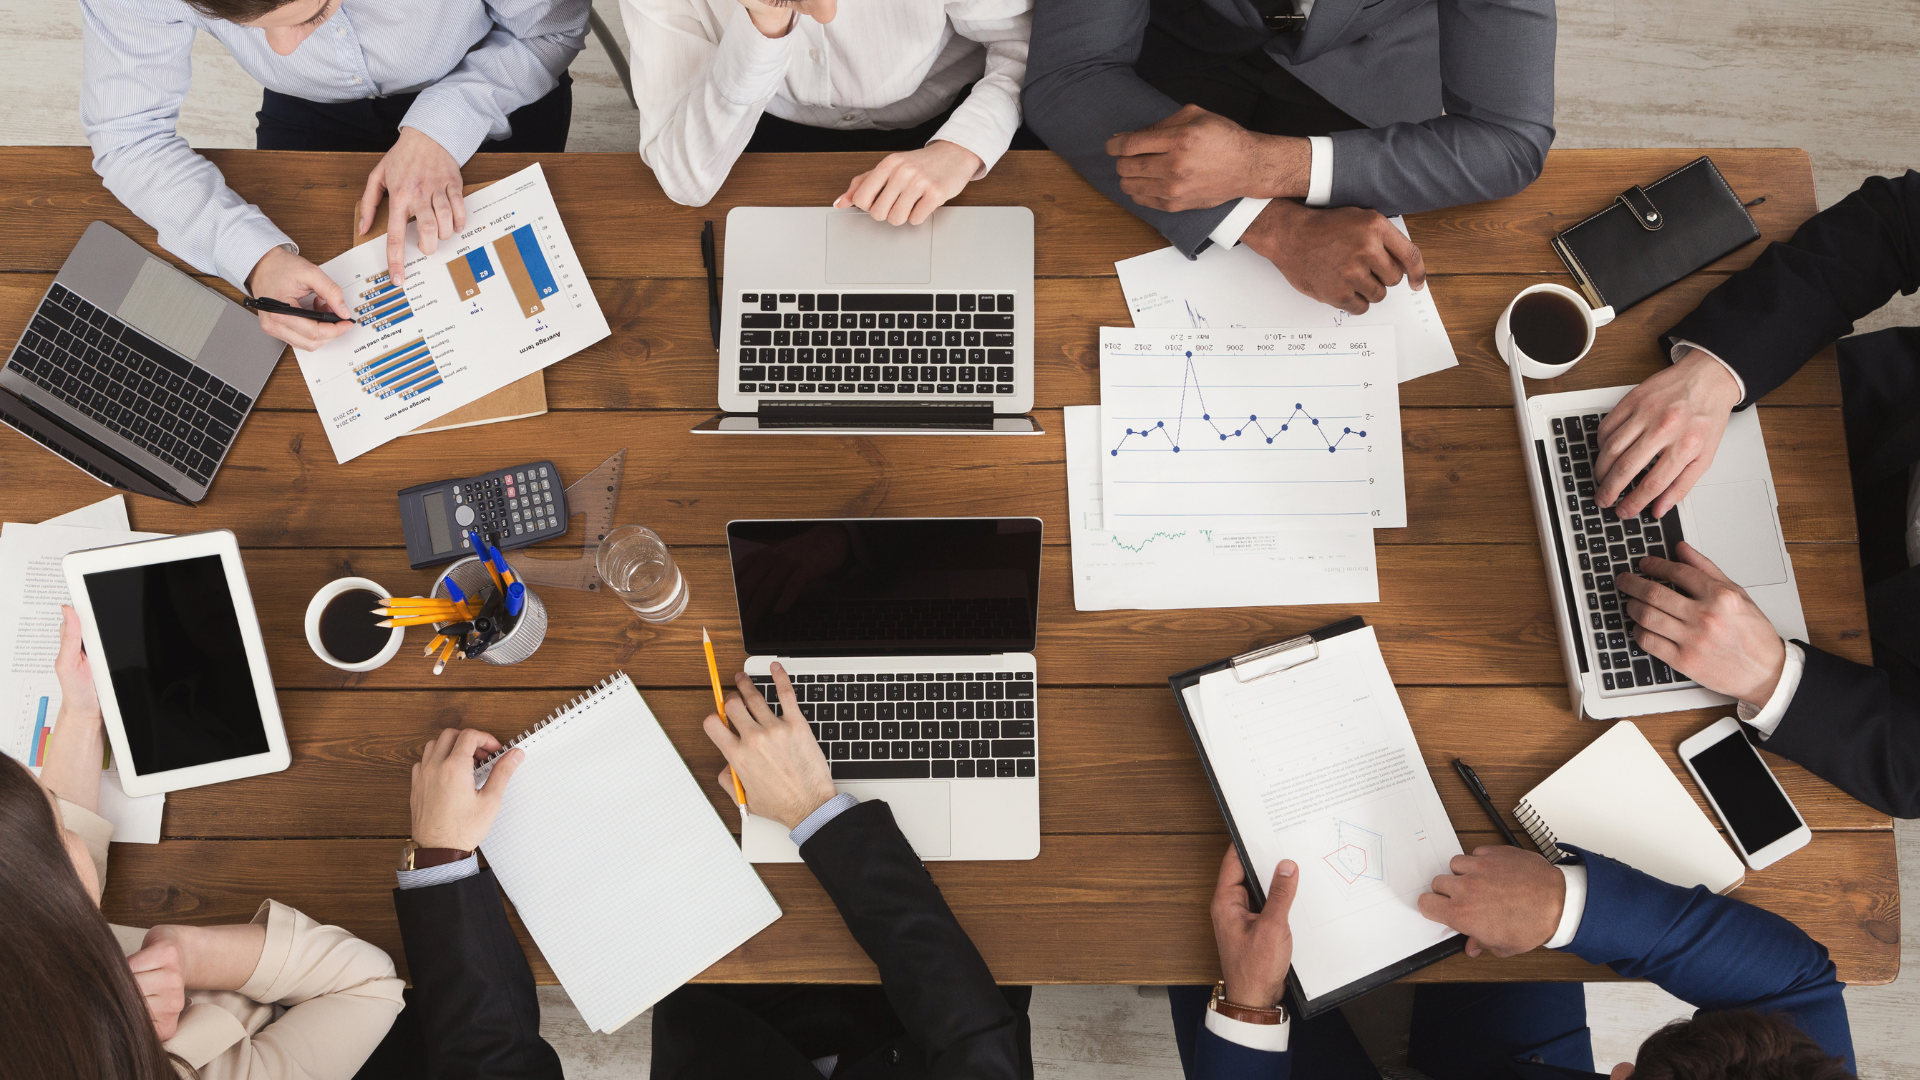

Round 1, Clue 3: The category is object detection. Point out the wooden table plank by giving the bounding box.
[0,407,1859,547]
[98,829,1898,987]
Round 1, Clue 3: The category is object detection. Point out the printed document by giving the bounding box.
[1099,326,1406,529]
[1187,626,1461,999]
[1116,221,1457,384]
[293,163,610,462]
[1063,407,1376,609]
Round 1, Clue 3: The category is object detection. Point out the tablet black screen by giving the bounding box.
[84,554,268,773]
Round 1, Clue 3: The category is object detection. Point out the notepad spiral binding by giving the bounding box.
[1513,800,1566,865]
[478,671,630,770]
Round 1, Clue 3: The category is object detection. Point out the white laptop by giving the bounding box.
[727,517,1042,861]
[1509,357,1808,720]
[694,207,1041,436]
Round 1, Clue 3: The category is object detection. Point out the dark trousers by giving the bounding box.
[744,86,1048,154]
[1134,22,1364,139]
[1169,982,1592,1079]
[256,73,573,153]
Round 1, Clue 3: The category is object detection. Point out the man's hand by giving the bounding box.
[1417,845,1564,958]
[1210,847,1299,1008]
[1595,348,1743,519]
[835,141,982,226]
[127,932,187,1041]
[245,247,354,350]
[734,0,836,37]
[704,663,837,830]
[1240,200,1426,316]
[1105,104,1308,213]
[1618,541,1787,704]
[409,728,523,851]
[358,127,466,289]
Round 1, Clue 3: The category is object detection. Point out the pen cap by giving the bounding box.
[431,556,547,666]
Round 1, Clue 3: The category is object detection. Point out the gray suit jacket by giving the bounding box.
[1022,0,1557,256]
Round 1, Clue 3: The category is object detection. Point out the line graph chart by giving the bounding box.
[1099,327,1405,529]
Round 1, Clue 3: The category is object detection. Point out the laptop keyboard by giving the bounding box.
[750,670,1037,780]
[1547,412,1698,695]
[736,291,1018,398]
[6,283,250,487]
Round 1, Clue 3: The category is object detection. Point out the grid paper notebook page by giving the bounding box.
[474,673,782,1033]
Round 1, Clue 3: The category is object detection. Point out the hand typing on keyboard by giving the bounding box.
[1616,541,1787,706]
[704,663,839,830]
[246,247,354,350]
[1593,347,1743,519]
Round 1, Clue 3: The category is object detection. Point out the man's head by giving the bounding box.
[185,0,337,55]
[1614,1010,1853,1080]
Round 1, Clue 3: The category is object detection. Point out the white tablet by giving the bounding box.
[63,529,289,797]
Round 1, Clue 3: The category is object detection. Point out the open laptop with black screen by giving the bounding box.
[727,517,1041,862]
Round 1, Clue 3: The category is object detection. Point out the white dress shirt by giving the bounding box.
[623,0,1032,207]
[79,0,588,292]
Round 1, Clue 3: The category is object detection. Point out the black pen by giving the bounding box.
[242,295,344,323]
[701,220,720,349]
[1451,758,1522,848]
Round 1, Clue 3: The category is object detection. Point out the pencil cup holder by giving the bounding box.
[431,556,547,666]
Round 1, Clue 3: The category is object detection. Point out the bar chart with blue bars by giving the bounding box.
[448,248,495,300]
[490,224,560,318]
[355,272,414,330]
[354,336,441,400]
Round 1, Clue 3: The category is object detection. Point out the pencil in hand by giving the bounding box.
[702,626,748,808]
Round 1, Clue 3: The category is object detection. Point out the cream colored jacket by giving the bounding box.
[61,799,406,1080]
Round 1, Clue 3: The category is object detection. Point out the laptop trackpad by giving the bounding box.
[837,781,951,857]
[117,258,224,360]
[1686,479,1788,587]
[825,213,933,284]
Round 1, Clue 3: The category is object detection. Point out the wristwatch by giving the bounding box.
[1209,981,1288,1025]
[398,839,471,871]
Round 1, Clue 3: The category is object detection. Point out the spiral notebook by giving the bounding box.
[473,673,782,1033]
[1515,720,1745,894]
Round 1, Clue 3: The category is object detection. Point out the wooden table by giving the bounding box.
[0,147,1896,986]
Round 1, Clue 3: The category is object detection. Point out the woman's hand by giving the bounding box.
[127,930,188,1041]
[736,0,836,38]
[42,606,107,812]
[835,141,983,226]
[53,604,98,719]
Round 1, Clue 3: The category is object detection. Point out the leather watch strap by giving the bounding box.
[1210,981,1287,1025]
[400,840,472,871]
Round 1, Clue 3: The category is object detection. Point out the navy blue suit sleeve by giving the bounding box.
[1560,846,1853,1072]
[1661,170,1920,409]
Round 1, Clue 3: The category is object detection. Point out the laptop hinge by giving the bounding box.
[0,379,191,505]
[757,401,995,430]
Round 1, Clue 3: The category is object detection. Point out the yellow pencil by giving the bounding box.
[377,615,455,628]
[380,596,461,608]
[423,633,449,658]
[703,626,747,807]
[433,637,457,675]
[373,605,461,618]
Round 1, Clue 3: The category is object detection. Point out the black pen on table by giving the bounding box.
[242,295,343,323]
[1451,757,1522,848]
[701,220,720,348]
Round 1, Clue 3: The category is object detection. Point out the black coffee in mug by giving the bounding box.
[1510,291,1591,366]
[319,589,388,664]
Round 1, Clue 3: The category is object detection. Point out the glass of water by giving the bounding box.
[596,525,690,623]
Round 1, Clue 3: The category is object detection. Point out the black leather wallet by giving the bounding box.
[1550,156,1761,314]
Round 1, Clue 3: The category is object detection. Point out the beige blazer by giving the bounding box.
[61,800,406,1080]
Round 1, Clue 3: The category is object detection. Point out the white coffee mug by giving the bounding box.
[305,576,405,672]
[1495,283,1616,379]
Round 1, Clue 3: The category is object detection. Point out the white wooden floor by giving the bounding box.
[3,0,1913,1073]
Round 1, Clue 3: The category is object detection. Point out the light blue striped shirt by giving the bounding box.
[79,0,588,291]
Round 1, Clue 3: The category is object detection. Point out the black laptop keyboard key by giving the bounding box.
[833,760,931,780]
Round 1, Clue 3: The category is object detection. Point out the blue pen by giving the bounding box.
[506,581,525,618]
[443,578,472,619]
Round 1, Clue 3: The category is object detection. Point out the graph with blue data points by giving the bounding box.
[1099,326,1406,529]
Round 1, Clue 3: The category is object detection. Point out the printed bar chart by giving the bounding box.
[447,248,495,300]
[355,274,413,330]
[354,337,441,400]
[491,224,559,318]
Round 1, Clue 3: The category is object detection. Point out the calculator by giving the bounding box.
[398,461,569,569]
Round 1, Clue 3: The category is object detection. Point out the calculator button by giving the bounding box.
[454,504,476,527]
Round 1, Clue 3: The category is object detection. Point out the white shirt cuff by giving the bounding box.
[395,853,481,890]
[1670,339,1748,404]
[1208,197,1270,249]
[1304,135,1333,207]
[1205,1005,1291,1052]
[1738,640,1805,738]
[788,791,860,848]
[1544,863,1588,949]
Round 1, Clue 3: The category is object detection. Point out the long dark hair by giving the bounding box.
[0,754,179,1080]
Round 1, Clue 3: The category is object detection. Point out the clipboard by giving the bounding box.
[1168,616,1466,1018]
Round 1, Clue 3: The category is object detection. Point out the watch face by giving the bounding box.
[398,841,418,871]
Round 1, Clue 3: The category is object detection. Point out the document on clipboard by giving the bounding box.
[1171,618,1465,1015]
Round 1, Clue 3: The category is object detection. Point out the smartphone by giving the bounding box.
[1678,717,1811,870]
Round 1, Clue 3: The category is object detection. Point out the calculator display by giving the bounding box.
[423,490,454,554]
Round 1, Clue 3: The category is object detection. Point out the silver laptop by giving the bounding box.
[0,222,282,505]
[695,207,1041,436]
[1510,357,1808,719]
[728,517,1042,862]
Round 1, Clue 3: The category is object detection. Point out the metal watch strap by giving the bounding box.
[1210,981,1287,1025]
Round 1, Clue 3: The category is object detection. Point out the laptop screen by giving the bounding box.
[727,518,1042,657]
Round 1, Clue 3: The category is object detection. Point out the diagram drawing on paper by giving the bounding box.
[1323,819,1386,893]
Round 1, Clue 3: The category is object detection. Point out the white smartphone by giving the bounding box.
[1678,716,1811,870]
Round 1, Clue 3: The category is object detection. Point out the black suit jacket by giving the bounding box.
[1660,169,1920,818]
[391,800,1025,1079]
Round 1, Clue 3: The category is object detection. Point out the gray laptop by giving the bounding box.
[695,207,1042,436]
[0,222,283,504]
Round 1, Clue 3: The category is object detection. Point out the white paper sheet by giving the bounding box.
[1063,406,1376,610]
[1098,326,1406,530]
[43,495,130,531]
[293,163,610,462]
[1187,627,1461,999]
[1116,219,1458,384]
[0,512,167,843]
